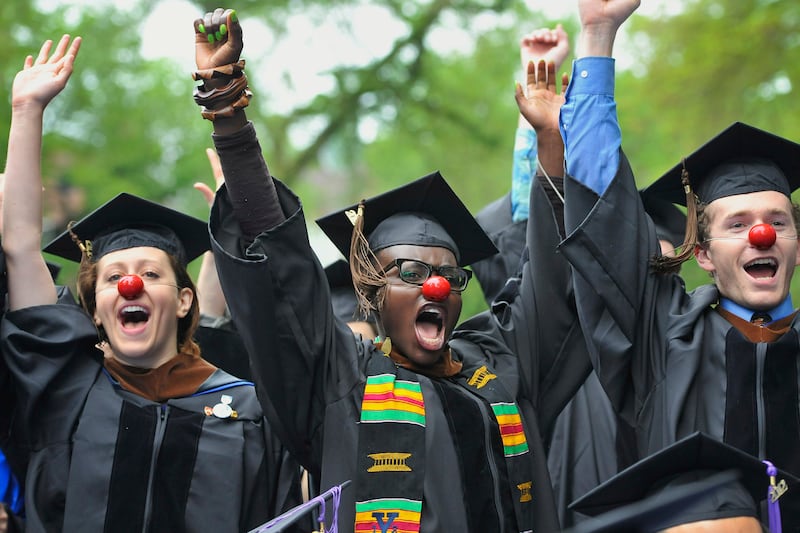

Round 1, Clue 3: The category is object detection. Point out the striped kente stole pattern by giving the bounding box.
[356,363,425,533]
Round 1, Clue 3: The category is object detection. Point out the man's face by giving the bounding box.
[374,244,463,367]
[694,190,800,310]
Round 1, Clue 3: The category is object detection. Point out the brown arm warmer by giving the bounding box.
[212,122,286,240]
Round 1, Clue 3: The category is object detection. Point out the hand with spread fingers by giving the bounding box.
[12,35,81,110]
[515,59,569,140]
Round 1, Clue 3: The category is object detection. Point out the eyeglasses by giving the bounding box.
[382,258,472,292]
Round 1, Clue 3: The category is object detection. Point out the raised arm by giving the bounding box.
[511,25,570,222]
[576,0,640,58]
[198,9,337,473]
[515,59,569,178]
[194,148,228,319]
[193,8,285,238]
[557,0,639,196]
[4,35,81,311]
[554,0,669,419]
[516,25,570,131]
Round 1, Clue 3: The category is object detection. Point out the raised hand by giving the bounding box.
[193,148,225,207]
[515,59,569,135]
[578,0,640,30]
[576,0,640,57]
[193,148,228,319]
[194,8,243,70]
[519,24,570,75]
[5,35,81,310]
[12,35,81,110]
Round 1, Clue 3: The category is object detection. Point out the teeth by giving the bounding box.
[421,306,442,316]
[746,258,777,268]
[122,305,147,314]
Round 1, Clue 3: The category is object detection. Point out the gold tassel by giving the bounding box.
[67,220,92,260]
[650,158,698,274]
[347,202,387,317]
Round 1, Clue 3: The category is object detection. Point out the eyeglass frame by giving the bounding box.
[381,258,473,292]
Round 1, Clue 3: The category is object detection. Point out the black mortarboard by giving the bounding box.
[194,325,251,381]
[315,171,497,267]
[644,122,800,206]
[45,260,62,282]
[568,470,738,533]
[639,191,686,248]
[325,259,375,324]
[43,192,209,267]
[570,432,799,532]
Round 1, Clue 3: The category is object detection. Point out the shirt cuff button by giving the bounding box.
[580,70,589,78]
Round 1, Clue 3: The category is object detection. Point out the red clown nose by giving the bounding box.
[117,274,145,299]
[421,276,451,301]
[748,223,777,248]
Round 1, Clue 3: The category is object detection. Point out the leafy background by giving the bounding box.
[2,0,799,321]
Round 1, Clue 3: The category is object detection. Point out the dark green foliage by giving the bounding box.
[5,0,800,312]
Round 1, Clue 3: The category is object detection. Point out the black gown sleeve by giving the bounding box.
[1,297,101,452]
[211,179,364,480]
[558,151,689,422]
[456,173,592,441]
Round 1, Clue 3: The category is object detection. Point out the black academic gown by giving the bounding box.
[0,249,26,532]
[195,320,253,381]
[478,181,635,528]
[472,193,527,305]
[209,125,595,532]
[560,152,800,530]
[0,293,301,533]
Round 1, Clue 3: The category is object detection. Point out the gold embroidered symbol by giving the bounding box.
[517,481,533,503]
[467,365,497,389]
[367,452,412,472]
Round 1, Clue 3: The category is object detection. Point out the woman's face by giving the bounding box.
[93,246,193,368]
[374,244,462,367]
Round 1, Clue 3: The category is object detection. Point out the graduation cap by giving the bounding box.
[639,191,686,249]
[644,122,800,206]
[194,325,251,381]
[43,192,209,267]
[315,171,497,267]
[45,260,62,282]
[325,259,375,324]
[569,432,799,532]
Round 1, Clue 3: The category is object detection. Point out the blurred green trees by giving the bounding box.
[2,0,799,318]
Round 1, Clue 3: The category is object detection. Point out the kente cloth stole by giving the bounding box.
[355,350,534,533]
[356,353,425,533]
[452,356,535,532]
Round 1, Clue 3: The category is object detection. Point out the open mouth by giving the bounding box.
[744,258,777,279]
[415,306,446,351]
[119,305,150,327]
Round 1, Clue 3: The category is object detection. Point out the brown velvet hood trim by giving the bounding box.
[104,351,217,402]
[716,307,797,344]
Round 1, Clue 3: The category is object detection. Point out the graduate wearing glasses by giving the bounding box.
[196,7,593,532]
